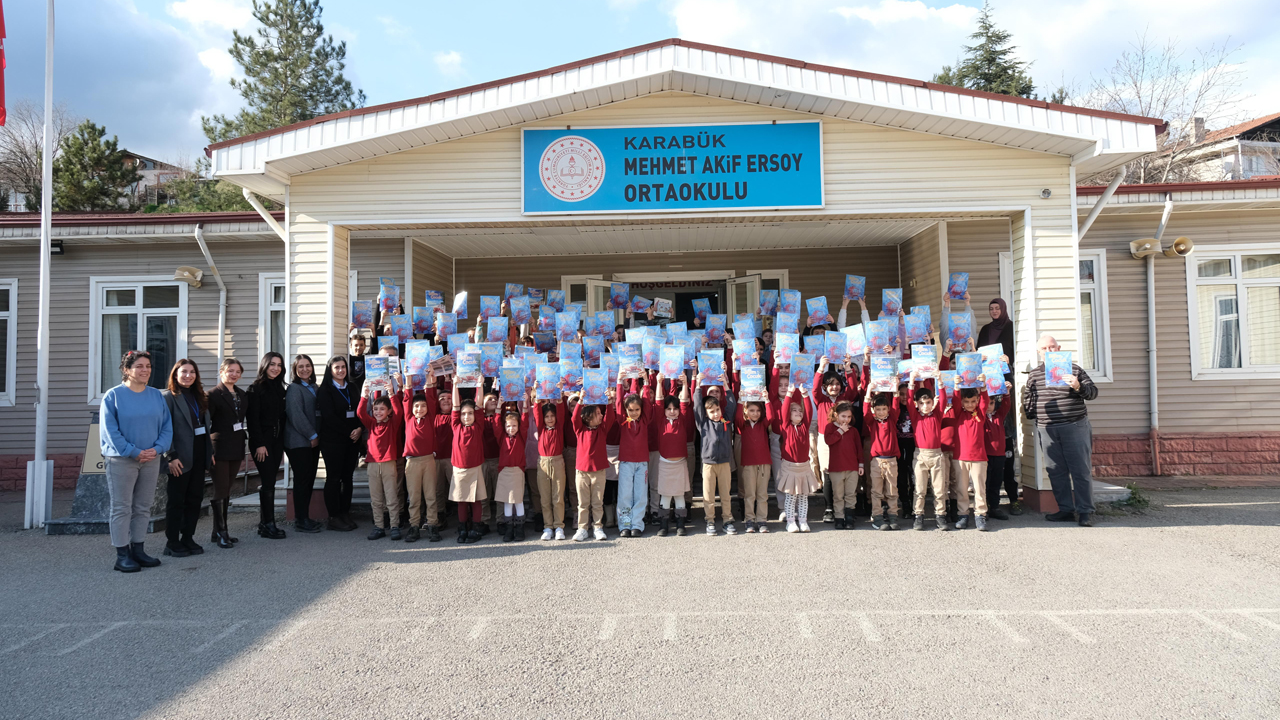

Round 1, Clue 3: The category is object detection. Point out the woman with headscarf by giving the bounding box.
[976,297,1020,516]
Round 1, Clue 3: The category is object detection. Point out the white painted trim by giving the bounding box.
[937,220,949,303]
[1076,249,1113,383]
[0,278,16,407]
[998,252,1013,319]
[560,274,605,301]
[612,270,735,282]
[86,276,188,404]
[282,186,291,364]
[747,269,790,289]
[326,223,335,356]
[1185,243,1280,379]
[404,237,414,314]
[258,272,286,362]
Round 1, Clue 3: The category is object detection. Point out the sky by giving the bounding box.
[5,0,1278,162]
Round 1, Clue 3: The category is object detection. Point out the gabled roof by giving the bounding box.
[1201,112,1280,145]
[207,38,1165,201]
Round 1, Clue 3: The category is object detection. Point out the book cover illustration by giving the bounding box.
[759,289,779,317]
[453,352,482,388]
[660,346,684,378]
[699,350,725,386]
[866,320,894,353]
[595,311,615,336]
[424,289,445,312]
[691,297,712,322]
[773,332,799,364]
[912,344,939,375]
[504,283,523,302]
[904,314,930,345]
[982,360,1007,395]
[365,356,391,394]
[779,289,801,316]
[881,288,903,316]
[898,359,914,384]
[642,337,663,371]
[775,311,799,335]
[522,353,545,387]
[869,355,897,392]
[445,333,469,360]
[666,321,688,341]
[631,295,652,312]
[1046,351,1073,387]
[842,324,867,357]
[556,312,580,342]
[948,272,969,300]
[559,341,583,364]
[500,366,524,402]
[956,352,982,389]
[610,282,630,309]
[537,312,556,333]
[617,343,643,378]
[486,315,508,343]
[733,316,756,339]
[435,312,457,338]
[479,344,503,378]
[378,278,400,314]
[844,274,866,301]
[653,297,673,318]
[536,363,561,400]
[583,336,604,367]
[682,337,700,370]
[979,344,1011,374]
[733,338,758,369]
[376,335,398,351]
[948,312,971,349]
[582,368,609,405]
[789,354,815,389]
[803,334,824,355]
[739,365,768,402]
[625,326,649,345]
[559,360,583,392]
[527,288,544,308]
[479,296,501,321]
[940,370,957,398]
[404,341,431,375]
[509,296,532,326]
[805,296,832,326]
[546,289,566,313]
[452,291,468,320]
[387,315,411,342]
[351,300,375,330]
[412,307,433,335]
[911,305,931,327]
[600,353,620,385]
[823,332,847,365]
[705,315,727,344]
[532,332,555,353]
[582,314,600,338]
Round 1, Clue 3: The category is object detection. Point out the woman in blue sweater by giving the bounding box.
[100,350,173,573]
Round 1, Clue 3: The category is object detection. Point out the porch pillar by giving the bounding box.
[288,215,350,369]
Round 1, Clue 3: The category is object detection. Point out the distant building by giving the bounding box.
[4,150,183,211]
[1174,113,1280,181]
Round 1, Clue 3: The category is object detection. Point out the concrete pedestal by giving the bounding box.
[45,472,169,535]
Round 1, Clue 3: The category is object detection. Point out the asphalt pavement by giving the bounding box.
[2,487,1278,719]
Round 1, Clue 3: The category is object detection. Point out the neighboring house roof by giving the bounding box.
[1201,112,1280,145]
[0,211,286,246]
[206,37,1166,200]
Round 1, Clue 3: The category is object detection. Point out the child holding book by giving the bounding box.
[950,384,993,530]
[571,388,618,541]
[908,372,952,531]
[863,385,902,530]
[402,378,441,543]
[479,391,501,536]
[534,386,568,541]
[492,403,529,542]
[615,376,653,537]
[694,362,738,536]
[734,387,773,534]
[812,356,863,528]
[652,373,693,536]
[821,401,864,531]
[773,383,820,533]
[450,382,491,544]
[358,383,403,541]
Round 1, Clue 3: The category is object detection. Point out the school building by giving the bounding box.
[1,39,1277,509]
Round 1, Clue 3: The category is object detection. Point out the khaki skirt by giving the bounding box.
[450,465,487,503]
[656,457,690,497]
[494,466,525,505]
[777,460,821,496]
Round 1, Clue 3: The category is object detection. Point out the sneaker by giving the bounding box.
[554,528,566,541]
[786,521,800,533]
[744,522,757,533]
[389,526,402,541]
[1009,501,1025,516]
[822,508,835,523]
[724,522,738,536]
[1045,510,1075,522]
[988,506,1010,520]
[593,527,607,541]
[834,517,847,530]
[976,515,989,532]
[367,527,386,540]
[913,517,925,531]
[870,515,884,530]
[955,515,969,530]
[572,529,589,542]
[706,522,717,536]
[935,517,950,531]
[294,519,321,534]
[1077,513,1094,527]
[799,521,811,533]
[541,528,554,541]
[758,523,770,534]
[405,526,420,543]
[426,525,442,542]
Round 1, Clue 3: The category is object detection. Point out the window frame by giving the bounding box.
[1186,244,1280,379]
[1075,249,1113,382]
[258,272,288,362]
[87,276,188,404]
[0,279,16,407]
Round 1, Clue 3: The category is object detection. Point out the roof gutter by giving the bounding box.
[193,224,228,366]
[243,188,286,242]
[1078,166,1127,239]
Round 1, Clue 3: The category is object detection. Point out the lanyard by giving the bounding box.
[184,393,201,424]
[334,384,351,408]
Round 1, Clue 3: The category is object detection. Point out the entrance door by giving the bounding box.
[584,278,617,322]
[726,274,762,319]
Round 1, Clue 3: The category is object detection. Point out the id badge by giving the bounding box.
[194,427,207,436]
[346,411,356,418]
[233,422,246,432]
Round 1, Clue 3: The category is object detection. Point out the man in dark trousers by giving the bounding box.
[1021,334,1099,526]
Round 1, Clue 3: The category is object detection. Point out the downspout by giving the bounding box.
[193,224,228,365]
[1148,194,1174,476]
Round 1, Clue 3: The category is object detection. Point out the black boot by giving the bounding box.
[427,524,442,542]
[675,508,688,536]
[257,521,287,539]
[467,521,484,543]
[211,500,234,549]
[130,542,161,568]
[503,519,515,543]
[514,515,526,541]
[658,509,671,537]
[163,540,191,558]
[457,521,469,544]
[113,545,140,573]
[946,498,959,524]
[844,508,856,530]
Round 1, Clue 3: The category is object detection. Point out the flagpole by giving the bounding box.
[27,0,54,529]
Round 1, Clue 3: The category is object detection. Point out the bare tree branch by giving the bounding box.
[0,99,82,209]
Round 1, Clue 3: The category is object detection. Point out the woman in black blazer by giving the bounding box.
[317,355,363,531]
[207,358,247,549]
[160,359,213,557]
[247,352,288,540]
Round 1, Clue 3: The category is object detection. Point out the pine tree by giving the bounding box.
[932,1,1036,98]
[50,120,143,212]
[202,0,366,143]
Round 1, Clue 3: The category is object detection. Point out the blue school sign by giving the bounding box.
[521,121,823,215]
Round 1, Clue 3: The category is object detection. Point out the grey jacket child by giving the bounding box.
[693,386,737,464]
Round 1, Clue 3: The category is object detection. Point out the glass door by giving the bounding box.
[585,278,614,319]
[726,273,762,319]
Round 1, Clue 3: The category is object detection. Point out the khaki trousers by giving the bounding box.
[956,460,989,516]
[367,460,401,529]
[537,455,567,530]
[701,461,733,523]
[739,464,770,523]
[829,470,858,514]
[913,448,948,517]
[405,456,439,527]
[481,458,498,522]
[869,457,899,515]
[575,469,606,530]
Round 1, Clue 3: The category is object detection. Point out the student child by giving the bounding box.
[563,393,580,513]
[773,383,820,533]
[812,356,863,528]
[646,371,663,524]
[402,376,441,543]
[433,379,454,527]
[615,376,653,537]
[894,381,915,519]
[907,371,953,531]
[480,390,501,536]
[358,381,403,541]
[652,373,693,536]
[571,386,617,541]
[949,381,1001,531]
[863,385,901,531]
[734,386,773,534]
[493,400,529,542]
[534,385,568,541]
[983,383,1015,521]
[694,362,738,536]
[450,381,491,544]
[821,401,864,531]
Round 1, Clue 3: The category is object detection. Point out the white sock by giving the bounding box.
[515,502,524,516]
[503,503,514,517]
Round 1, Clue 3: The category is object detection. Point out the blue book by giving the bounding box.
[424,289,445,310]
[842,324,866,358]
[789,354,815,389]
[1046,351,1073,387]
[479,295,501,320]
[739,365,768,402]
[775,311,799,335]
[582,368,609,405]
[456,352,482,388]
[666,321,688,341]
[780,289,801,316]
[867,320,894,353]
[412,307,433,335]
[582,314,600,338]
[948,272,969,300]
[912,345,939,375]
[377,336,398,351]
[559,342,582,364]
[844,275,866,301]
[625,326,649,345]
[595,311,615,336]
[504,283,523,301]
[404,341,431,375]
[601,353,620,386]
[882,288,903,316]
[434,313,457,339]
[773,332,799,364]
[388,315,412,342]
[905,314,929,345]
[911,305,931,327]
[682,337,700,370]
[509,295,532,325]
[523,352,546,387]
[617,343,642,378]
[486,315,508,343]
[351,300,375,330]
[479,343,503,378]
[532,332,555,353]
[660,346,684,378]
[983,360,1007,395]
[560,360,583,392]
[759,289,779,316]
[583,336,604,367]
[870,355,897,392]
[378,280,400,314]
[500,366,524,402]
[956,353,983,389]
[948,312,971,350]
[642,337,663,371]
[610,282,630,309]
[733,315,757,340]
[706,315,727,344]
[446,332,469,360]
[733,338,758,369]
[805,296,831,326]
[537,312,556,334]
[898,359,914,384]
[824,332,847,365]
[979,344,1012,375]
[452,291,468,320]
[692,298,712,322]
[803,334,824,355]
[556,312,579,342]
[630,295,652,312]
[536,363,561,400]
[546,289,566,313]
[940,370,957,398]
[699,350,725,386]
[528,288,545,307]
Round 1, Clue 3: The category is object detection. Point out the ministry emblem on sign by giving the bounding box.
[539,136,604,202]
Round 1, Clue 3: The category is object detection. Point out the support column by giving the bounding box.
[288,217,349,371]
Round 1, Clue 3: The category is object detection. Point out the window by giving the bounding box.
[1188,249,1280,378]
[259,273,287,360]
[1077,250,1112,381]
[89,277,187,402]
[0,279,16,406]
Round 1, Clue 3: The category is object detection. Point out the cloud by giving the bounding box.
[833,0,975,28]
[166,0,255,31]
[434,50,464,77]
[377,15,412,38]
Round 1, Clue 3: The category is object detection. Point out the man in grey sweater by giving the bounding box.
[693,372,738,536]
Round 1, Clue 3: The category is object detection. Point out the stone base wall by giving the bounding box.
[1093,432,1280,478]
[0,454,84,491]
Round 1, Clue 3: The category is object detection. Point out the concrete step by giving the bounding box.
[1093,480,1132,503]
